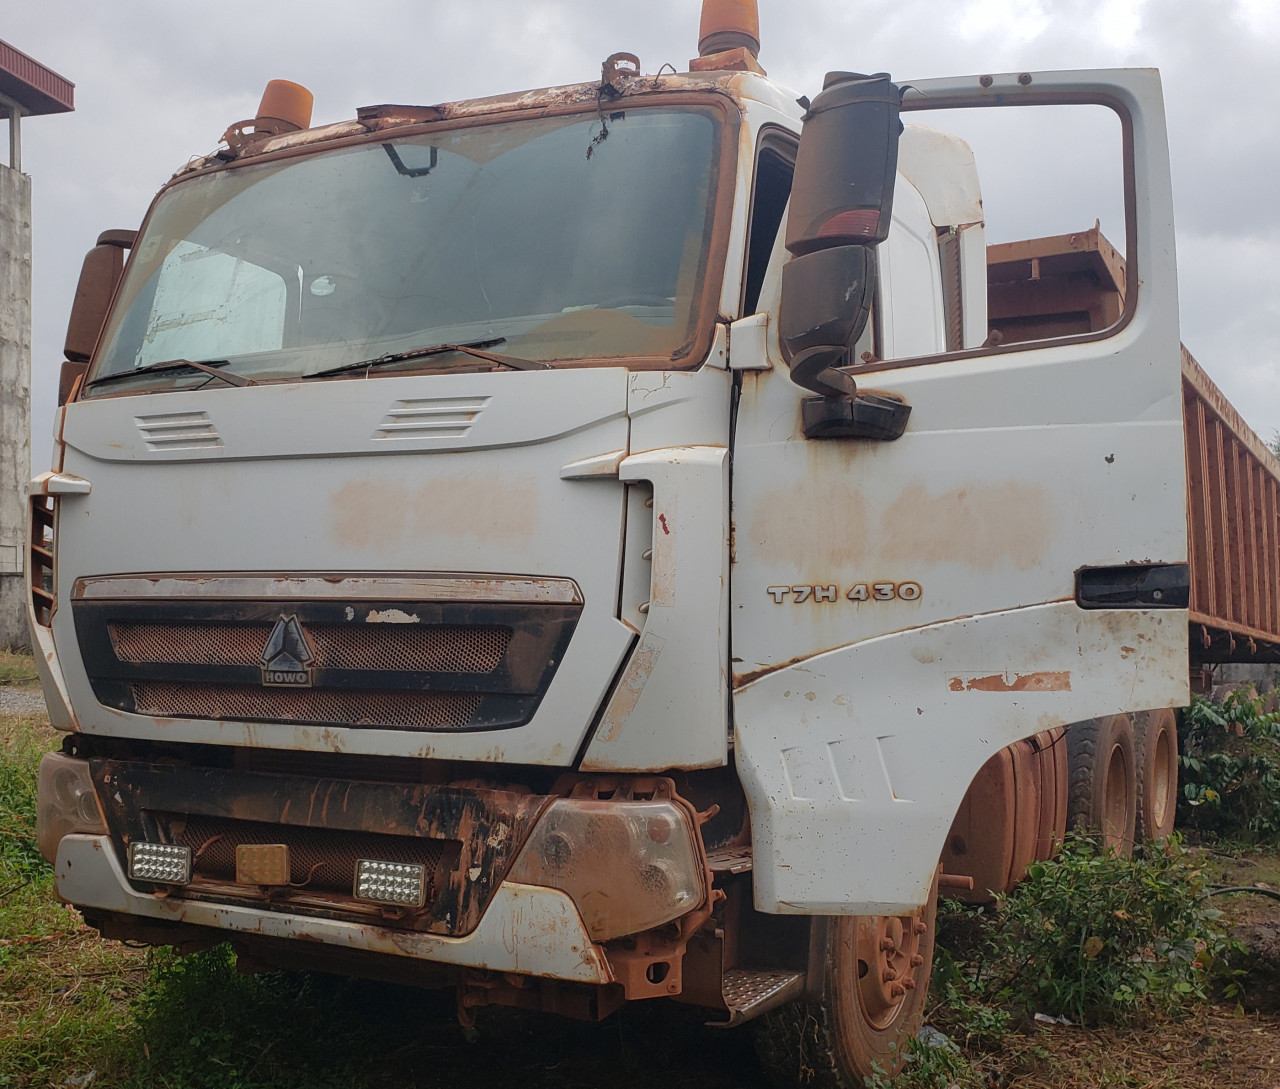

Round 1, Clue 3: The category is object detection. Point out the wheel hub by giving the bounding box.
[854,913,927,1029]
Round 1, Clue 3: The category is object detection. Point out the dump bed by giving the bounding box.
[988,229,1280,665]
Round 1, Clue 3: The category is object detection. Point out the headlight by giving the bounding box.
[507,797,706,941]
[37,753,107,863]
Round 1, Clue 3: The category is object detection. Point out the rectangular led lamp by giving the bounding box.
[236,843,291,885]
[128,841,192,884]
[353,859,426,907]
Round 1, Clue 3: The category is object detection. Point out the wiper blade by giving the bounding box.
[304,338,550,379]
[86,358,254,389]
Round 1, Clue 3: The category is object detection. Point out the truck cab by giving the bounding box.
[30,3,1189,1083]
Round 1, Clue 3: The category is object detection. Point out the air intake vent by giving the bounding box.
[373,396,489,440]
[134,411,221,451]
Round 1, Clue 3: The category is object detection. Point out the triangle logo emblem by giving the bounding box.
[260,614,316,687]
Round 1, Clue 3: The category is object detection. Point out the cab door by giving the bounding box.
[731,70,1187,914]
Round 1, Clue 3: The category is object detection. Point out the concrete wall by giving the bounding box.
[0,163,31,649]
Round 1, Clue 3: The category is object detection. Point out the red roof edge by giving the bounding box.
[0,39,74,116]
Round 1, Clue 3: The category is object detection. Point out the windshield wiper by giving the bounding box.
[304,338,550,379]
[86,358,254,389]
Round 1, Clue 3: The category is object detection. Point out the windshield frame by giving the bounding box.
[81,90,741,398]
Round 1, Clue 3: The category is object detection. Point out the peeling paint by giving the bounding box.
[365,608,420,624]
[947,671,1072,693]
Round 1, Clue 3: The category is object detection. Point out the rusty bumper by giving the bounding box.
[55,834,613,984]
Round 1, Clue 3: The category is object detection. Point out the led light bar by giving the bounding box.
[354,859,426,907]
[128,842,192,884]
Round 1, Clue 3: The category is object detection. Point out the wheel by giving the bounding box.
[1134,708,1178,842]
[1066,714,1137,856]
[754,875,937,1087]
[1032,727,1069,861]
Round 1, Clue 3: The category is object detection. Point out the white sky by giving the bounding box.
[7,0,1280,471]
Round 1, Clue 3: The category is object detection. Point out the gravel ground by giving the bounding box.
[0,687,46,714]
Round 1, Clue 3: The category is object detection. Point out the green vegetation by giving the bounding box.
[0,649,39,688]
[1179,689,1280,842]
[880,835,1240,1089]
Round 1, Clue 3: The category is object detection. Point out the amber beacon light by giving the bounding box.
[255,79,314,134]
[698,0,761,58]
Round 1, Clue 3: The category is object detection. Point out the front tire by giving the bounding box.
[754,875,938,1087]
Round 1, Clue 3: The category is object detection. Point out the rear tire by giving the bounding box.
[1066,714,1137,856]
[1134,708,1178,842]
[754,875,937,1088]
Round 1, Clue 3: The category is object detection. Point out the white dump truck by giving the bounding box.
[30,1,1278,1083]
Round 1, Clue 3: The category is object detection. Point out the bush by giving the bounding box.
[1179,690,1280,841]
[932,834,1228,1031]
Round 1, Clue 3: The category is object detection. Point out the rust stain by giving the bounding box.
[596,632,664,743]
[879,482,1051,572]
[329,474,538,550]
[733,653,816,689]
[947,671,1072,693]
[658,513,671,535]
[747,478,1050,572]
[747,482,871,568]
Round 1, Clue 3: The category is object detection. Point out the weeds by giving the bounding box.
[0,650,39,688]
[1179,690,1280,841]
[0,716,50,881]
[931,834,1230,1038]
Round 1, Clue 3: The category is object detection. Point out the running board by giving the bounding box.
[711,968,805,1028]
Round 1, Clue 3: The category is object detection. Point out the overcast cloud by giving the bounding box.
[6,0,1279,471]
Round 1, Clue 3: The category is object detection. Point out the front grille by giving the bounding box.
[110,621,511,673]
[131,682,482,730]
[74,578,582,733]
[159,813,453,898]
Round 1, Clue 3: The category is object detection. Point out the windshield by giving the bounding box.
[89,105,726,392]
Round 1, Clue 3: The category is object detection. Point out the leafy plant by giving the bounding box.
[929,835,1229,1034]
[862,1035,983,1089]
[994,834,1227,1024]
[1179,690,1280,841]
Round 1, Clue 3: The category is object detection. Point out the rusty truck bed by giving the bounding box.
[988,228,1280,665]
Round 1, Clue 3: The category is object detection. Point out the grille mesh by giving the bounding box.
[160,814,450,897]
[131,682,482,729]
[109,621,511,674]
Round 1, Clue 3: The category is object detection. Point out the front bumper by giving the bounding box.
[56,834,612,984]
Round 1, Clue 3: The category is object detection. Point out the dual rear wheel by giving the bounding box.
[1065,709,1179,854]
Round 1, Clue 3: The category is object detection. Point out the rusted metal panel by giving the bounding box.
[1182,347,1280,662]
[89,759,550,938]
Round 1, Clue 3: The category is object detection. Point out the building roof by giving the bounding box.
[0,39,74,115]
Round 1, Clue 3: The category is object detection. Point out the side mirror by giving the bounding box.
[779,245,873,397]
[63,229,136,366]
[784,72,901,256]
[779,73,909,439]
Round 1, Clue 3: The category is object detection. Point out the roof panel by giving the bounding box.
[0,39,74,115]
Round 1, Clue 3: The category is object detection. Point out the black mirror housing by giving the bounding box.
[779,244,874,359]
[784,72,902,255]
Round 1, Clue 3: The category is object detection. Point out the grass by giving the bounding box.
[0,649,39,688]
